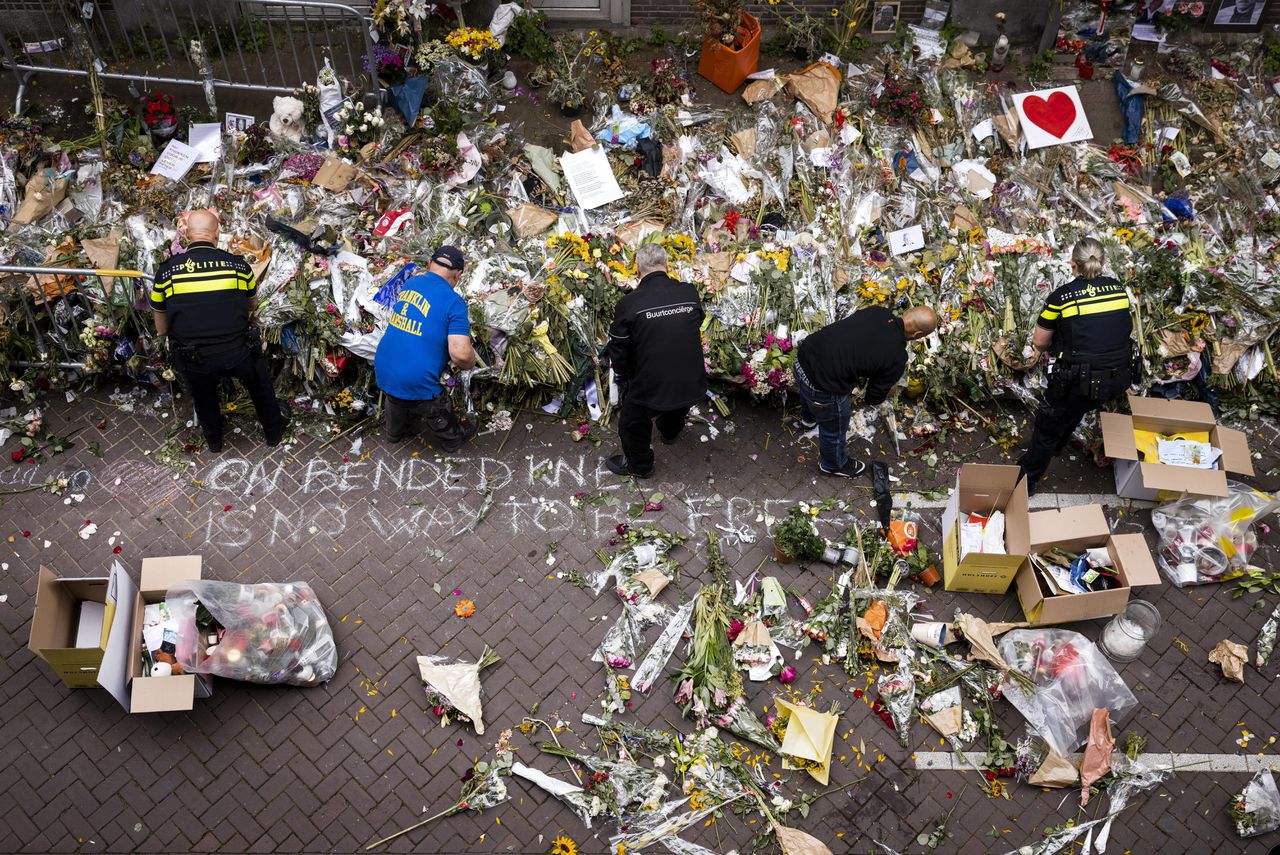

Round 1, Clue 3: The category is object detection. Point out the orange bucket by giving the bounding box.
[697,12,761,94]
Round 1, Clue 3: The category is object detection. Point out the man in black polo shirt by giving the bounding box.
[151,210,286,452]
[604,243,707,479]
[794,305,938,477]
[1016,237,1133,493]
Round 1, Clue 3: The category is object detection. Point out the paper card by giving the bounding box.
[971,118,994,142]
[1262,150,1280,170]
[1011,87,1093,149]
[188,123,223,163]
[150,140,198,181]
[887,224,925,256]
[224,112,255,134]
[313,157,357,192]
[559,146,624,210]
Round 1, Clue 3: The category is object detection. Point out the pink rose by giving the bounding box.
[779,666,797,684]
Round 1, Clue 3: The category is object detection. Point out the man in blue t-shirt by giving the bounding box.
[374,245,477,450]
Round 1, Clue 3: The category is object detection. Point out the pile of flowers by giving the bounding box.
[445,27,501,62]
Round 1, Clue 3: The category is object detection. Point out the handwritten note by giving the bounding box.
[150,140,198,181]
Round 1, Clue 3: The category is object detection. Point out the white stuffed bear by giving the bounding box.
[268,95,305,142]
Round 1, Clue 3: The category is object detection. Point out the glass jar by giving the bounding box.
[1100,600,1162,662]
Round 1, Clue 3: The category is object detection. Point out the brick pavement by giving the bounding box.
[2,388,1279,854]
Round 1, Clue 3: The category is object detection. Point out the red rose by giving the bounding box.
[10,450,23,462]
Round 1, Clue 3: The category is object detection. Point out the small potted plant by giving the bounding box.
[694,0,760,93]
[772,507,828,564]
[141,91,178,142]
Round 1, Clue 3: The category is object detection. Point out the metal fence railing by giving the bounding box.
[0,265,155,370]
[0,0,380,114]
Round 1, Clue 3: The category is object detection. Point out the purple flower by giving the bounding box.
[779,666,797,684]
[606,655,631,669]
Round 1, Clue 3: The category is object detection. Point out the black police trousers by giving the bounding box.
[384,393,470,452]
[1017,366,1128,492]
[619,399,689,474]
[177,343,286,445]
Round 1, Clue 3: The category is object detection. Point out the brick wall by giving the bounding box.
[628,0,926,33]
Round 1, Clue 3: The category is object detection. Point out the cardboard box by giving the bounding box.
[74,601,106,648]
[109,555,210,713]
[1016,504,1161,624]
[940,464,1030,594]
[1100,395,1253,500]
[30,557,210,712]
[29,563,132,688]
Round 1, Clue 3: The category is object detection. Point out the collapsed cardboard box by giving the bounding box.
[1100,395,1253,500]
[29,556,211,712]
[940,464,1030,594]
[1016,504,1161,624]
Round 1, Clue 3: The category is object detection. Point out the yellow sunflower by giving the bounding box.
[550,835,578,855]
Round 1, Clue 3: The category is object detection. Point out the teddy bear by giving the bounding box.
[268,95,305,142]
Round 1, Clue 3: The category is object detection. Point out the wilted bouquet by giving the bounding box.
[673,534,781,750]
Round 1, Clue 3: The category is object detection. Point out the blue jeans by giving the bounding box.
[795,362,851,471]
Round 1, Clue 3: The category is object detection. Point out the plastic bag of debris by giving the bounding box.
[997,629,1135,757]
[166,580,337,686]
[1151,482,1280,586]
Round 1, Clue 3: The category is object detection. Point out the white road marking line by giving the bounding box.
[894,492,1156,510]
[915,751,1280,773]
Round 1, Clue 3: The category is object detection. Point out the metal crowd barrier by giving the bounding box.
[0,0,380,114]
[0,265,154,370]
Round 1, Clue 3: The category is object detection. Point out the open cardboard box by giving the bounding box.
[29,557,211,712]
[29,563,130,688]
[1100,395,1253,500]
[1015,504,1161,624]
[940,464,1030,594]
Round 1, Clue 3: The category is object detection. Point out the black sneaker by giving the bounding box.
[206,437,224,453]
[605,453,652,479]
[819,459,867,478]
[795,416,817,430]
[659,431,681,446]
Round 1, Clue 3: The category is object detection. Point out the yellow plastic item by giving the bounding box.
[1132,429,1210,461]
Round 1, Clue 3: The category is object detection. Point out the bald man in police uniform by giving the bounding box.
[151,210,287,452]
[1017,237,1133,493]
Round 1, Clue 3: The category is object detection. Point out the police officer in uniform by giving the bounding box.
[1017,237,1133,493]
[151,210,287,452]
[604,243,707,479]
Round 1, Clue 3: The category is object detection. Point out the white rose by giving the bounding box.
[359,123,368,132]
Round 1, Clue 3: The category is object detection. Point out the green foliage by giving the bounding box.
[1233,567,1280,598]
[1023,49,1055,84]
[503,10,554,64]
[772,507,827,561]
[1265,39,1280,75]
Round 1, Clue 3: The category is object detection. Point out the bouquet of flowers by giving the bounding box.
[416,645,500,733]
[140,91,176,130]
[673,534,781,750]
[332,101,386,157]
[363,44,407,85]
[797,571,850,657]
[367,738,513,849]
[539,743,671,824]
[870,75,928,126]
[1230,770,1280,838]
[445,27,502,63]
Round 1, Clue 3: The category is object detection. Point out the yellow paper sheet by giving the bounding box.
[774,698,837,785]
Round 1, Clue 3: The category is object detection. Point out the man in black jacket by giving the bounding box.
[604,243,707,478]
[794,305,937,477]
[151,210,287,452]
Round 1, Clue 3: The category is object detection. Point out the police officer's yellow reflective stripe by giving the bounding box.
[169,277,248,296]
[1058,297,1130,318]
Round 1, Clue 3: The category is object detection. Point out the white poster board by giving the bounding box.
[1011,87,1093,149]
[188,123,223,163]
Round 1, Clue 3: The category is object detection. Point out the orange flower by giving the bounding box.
[454,599,476,618]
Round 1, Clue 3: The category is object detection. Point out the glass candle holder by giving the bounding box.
[1100,600,1161,662]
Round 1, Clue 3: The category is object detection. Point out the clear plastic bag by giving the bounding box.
[1232,770,1280,838]
[997,629,1136,757]
[166,580,337,686]
[1151,482,1280,586]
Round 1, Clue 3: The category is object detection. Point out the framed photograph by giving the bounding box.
[1205,0,1268,30]
[871,1,901,33]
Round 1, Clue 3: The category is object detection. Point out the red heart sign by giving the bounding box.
[1021,91,1077,139]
